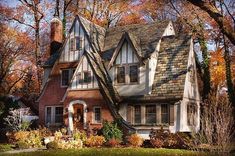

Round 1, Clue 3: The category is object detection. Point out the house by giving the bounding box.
[37,15,200,139]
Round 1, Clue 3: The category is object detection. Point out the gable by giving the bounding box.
[71,56,99,89]
[115,41,139,65]
[59,18,85,62]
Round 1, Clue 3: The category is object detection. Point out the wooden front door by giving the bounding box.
[73,104,84,130]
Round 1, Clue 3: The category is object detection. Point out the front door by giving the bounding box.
[73,104,84,130]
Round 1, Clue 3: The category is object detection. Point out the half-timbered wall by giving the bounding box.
[59,19,86,62]
[71,56,99,90]
[109,41,147,96]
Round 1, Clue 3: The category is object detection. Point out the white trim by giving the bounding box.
[92,106,102,124]
[68,100,87,134]
[45,105,63,127]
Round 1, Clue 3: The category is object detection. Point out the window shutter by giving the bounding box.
[170,104,175,126]
[127,105,133,124]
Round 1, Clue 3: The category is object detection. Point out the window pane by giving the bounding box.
[134,105,141,124]
[55,107,63,123]
[161,104,169,124]
[62,70,69,86]
[117,66,125,83]
[46,107,51,124]
[75,37,80,50]
[187,103,197,126]
[70,38,75,51]
[84,71,92,83]
[94,107,101,122]
[146,105,156,124]
[130,65,138,83]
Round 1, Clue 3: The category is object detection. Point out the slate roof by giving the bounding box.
[102,21,169,60]
[43,52,60,67]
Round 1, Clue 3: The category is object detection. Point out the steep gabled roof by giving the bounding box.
[102,21,169,60]
[108,32,142,69]
[78,16,106,52]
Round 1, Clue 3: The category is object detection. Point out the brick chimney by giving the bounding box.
[50,16,63,55]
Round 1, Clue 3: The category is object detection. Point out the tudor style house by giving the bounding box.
[37,15,200,138]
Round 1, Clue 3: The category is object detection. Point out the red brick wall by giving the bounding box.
[38,62,78,125]
[63,89,114,130]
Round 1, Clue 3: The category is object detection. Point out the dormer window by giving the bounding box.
[117,67,125,83]
[130,65,138,83]
[116,64,139,84]
[75,37,81,50]
[77,71,92,84]
[70,37,82,51]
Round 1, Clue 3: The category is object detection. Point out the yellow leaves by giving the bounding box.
[210,47,226,87]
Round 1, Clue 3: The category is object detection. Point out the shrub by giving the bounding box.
[149,128,191,149]
[54,131,62,141]
[127,134,143,147]
[60,140,83,149]
[38,126,52,138]
[0,144,13,152]
[27,130,42,148]
[150,138,164,148]
[102,121,123,141]
[14,131,29,142]
[46,141,60,149]
[106,138,121,147]
[73,130,87,142]
[17,140,31,149]
[85,135,106,147]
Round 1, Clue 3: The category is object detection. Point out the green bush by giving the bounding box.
[46,141,60,149]
[101,121,123,141]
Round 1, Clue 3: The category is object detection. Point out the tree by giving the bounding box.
[186,0,235,46]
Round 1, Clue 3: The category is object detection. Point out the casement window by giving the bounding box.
[77,71,92,84]
[187,103,197,126]
[134,105,141,124]
[93,107,101,123]
[76,37,83,50]
[70,38,75,51]
[45,106,63,125]
[146,105,156,124]
[128,104,174,125]
[61,70,70,86]
[161,104,169,124]
[117,66,125,83]
[116,64,139,84]
[130,65,138,83]
[61,68,76,87]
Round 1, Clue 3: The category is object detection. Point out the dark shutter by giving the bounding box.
[127,105,133,124]
[170,104,175,126]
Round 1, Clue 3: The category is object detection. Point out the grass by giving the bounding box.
[0,148,220,156]
[0,144,13,152]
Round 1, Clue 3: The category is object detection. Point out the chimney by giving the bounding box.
[50,16,63,55]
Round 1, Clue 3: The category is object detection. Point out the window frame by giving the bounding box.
[61,68,76,87]
[115,63,139,85]
[145,105,156,124]
[70,37,75,51]
[161,104,169,124]
[93,106,102,124]
[61,69,70,87]
[45,105,63,126]
[134,105,141,124]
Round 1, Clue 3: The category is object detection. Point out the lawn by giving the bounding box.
[0,148,220,156]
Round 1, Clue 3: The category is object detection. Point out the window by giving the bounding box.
[130,65,138,83]
[134,105,141,124]
[77,71,92,84]
[61,70,69,86]
[70,38,75,51]
[75,37,81,50]
[61,68,76,87]
[45,106,63,125]
[117,66,125,83]
[161,104,169,124]
[94,107,101,123]
[46,107,51,124]
[187,103,197,126]
[116,64,139,84]
[146,105,156,124]
[55,107,63,123]
[84,71,92,83]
